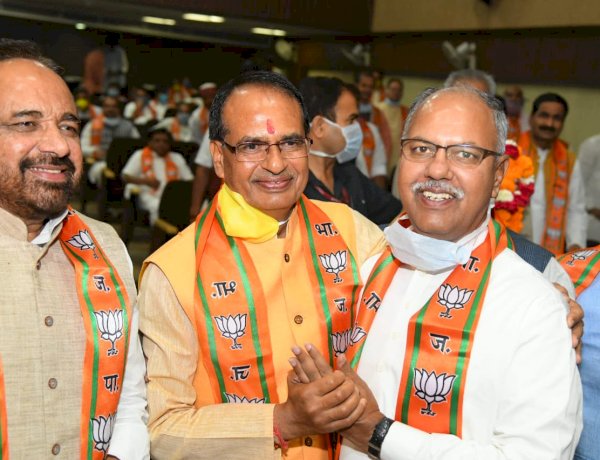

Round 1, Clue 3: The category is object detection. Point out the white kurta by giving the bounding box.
[524,147,587,248]
[356,121,387,179]
[578,134,600,242]
[342,226,582,460]
[121,149,194,224]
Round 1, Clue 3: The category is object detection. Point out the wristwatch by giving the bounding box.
[367,415,394,459]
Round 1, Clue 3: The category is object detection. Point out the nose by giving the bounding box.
[424,147,452,180]
[37,123,71,158]
[260,144,287,174]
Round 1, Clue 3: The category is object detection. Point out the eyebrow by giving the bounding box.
[12,110,43,118]
[236,132,305,143]
[62,113,82,125]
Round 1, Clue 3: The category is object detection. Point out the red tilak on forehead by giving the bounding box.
[266,118,275,134]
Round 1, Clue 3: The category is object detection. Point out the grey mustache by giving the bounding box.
[412,180,465,199]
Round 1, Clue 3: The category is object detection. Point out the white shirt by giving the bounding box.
[121,148,194,198]
[356,121,387,179]
[124,101,157,125]
[578,133,600,241]
[526,147,587,248]
[31,213,149,459]
[189,104,208,145]
[342,225,582,460]
[194,130,213,168]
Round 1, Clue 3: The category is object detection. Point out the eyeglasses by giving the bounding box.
[221,137,312,162]
[400,138,503,167]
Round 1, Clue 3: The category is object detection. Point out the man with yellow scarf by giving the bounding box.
[518,93,587,254]
[138,71,386,459]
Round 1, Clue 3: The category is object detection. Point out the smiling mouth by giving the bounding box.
[422,190,454,201]
[29,167,67,175]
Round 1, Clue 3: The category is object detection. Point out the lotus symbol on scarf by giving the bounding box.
[319,250,347,283]
[413,368,455,416]
[331,326,367,355]
[91,413,115,452]
[66,230,98,259]
[94,310,123,356]
[566,249,597,266]
[437,284,473,318]
[214,314,247,350]
[224,392,265,404]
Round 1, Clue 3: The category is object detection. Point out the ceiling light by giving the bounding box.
[183,13,225,23]
[75,23,87,30]
[142,16,176,26]
[251,27,286,37]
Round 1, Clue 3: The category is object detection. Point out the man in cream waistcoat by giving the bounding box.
[0,39,148,459]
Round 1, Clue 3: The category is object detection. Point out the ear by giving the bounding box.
[211,141,225,179]
[310,115,327,140]
[491,155,509,199]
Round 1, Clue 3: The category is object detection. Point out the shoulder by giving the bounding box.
[143,222,195,276]
[490,249,566,314]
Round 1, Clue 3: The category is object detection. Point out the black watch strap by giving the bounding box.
[367,416,394,459]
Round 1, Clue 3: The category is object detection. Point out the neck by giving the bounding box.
[309,154,336,190]
[24,218,45,242]
[532,135,554,151]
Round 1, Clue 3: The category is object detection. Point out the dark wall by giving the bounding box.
[0,16,257,90]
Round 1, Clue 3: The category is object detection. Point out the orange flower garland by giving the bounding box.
[493,140,535,232]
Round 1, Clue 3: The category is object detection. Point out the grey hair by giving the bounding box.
[443,69,496,96]
[402,86,508,153]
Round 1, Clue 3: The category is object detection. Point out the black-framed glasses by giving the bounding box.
[400,138,503,168]
[221,137,312,162]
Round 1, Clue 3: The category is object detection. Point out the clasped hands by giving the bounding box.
[273,343,384,453]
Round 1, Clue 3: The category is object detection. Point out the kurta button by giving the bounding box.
[48,378,57,389]
[304,436,313,447]
[294,315,303,325]
[51,443,60,455]
[45,316,54,327]
[36,261,41,270]
[284,253,290,263]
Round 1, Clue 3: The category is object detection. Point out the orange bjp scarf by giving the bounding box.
[141,147,179,186]
[0,208,132,459]
[558,245,600,296]
[519,131,572,255]
[346,218,510,437]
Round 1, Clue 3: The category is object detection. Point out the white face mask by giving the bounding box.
[384,220,472,273]
[310,117,363,163]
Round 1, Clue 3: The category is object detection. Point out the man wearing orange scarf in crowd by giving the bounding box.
[0,39,148,458]
[138,71,386,459]
[518,93,587,254]
[121,128,193,225]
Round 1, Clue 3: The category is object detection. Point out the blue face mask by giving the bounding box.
[177,112,190,125]
[158,93,168,104]
[106,88,120,97]
[322,117,363,163]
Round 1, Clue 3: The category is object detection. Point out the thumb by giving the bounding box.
[336,353,351,373]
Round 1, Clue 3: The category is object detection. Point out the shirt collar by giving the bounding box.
[30,209,69,246]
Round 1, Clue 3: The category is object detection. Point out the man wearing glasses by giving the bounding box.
[291,86,582,459]
[137,71,386,459]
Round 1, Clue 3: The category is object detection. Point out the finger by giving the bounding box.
[552,282,568,300]
[292,346,322,382]
[305,343,334,376]
[328,398,367,433]
[288,357,310,384]
[320,375,358,409]
[576,342,583,365]
[566,300,584,328]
